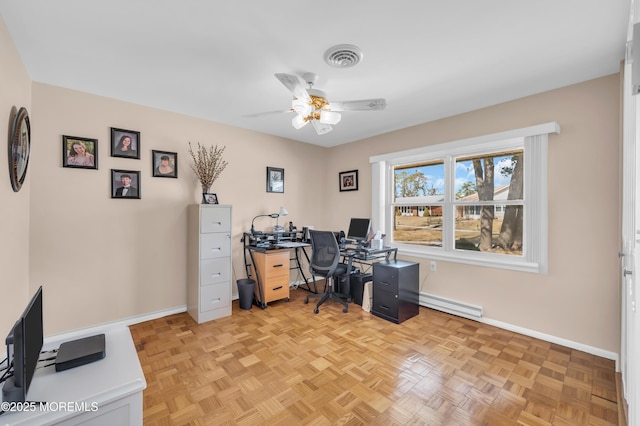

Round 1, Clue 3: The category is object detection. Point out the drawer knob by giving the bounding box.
[273,264,284,268]
[273,286,283,291]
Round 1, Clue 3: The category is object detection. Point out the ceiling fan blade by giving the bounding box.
[242,109,292,118]
[329,98,387,111]
[275,73,311,102]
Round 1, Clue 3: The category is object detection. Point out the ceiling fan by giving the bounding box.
[246,72,387,135]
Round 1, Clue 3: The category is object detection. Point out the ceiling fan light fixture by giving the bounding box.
[292,98,311,116]
[320,110,341,125]
[292,114,308,129]
[312,120,333,135]
[324,44,363,68]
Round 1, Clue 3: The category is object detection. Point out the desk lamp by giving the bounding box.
[250,207,288,234]
[273,207,288,232]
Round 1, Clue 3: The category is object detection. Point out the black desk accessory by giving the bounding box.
[55,333,106,372]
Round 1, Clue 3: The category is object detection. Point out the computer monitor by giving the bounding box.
[347,218,371,242]
[2,286,43,403]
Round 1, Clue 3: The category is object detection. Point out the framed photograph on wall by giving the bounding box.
[339,169,358,191]
[62,135,98,170]
[202,193,219,204]
[111,127,140,159]
[152,150,177,178]
[111,169,141,199]
[267,166,284,193]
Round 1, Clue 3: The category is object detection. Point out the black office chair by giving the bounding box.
[305,230,352,314]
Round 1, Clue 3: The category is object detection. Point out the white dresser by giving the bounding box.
[187,204,232,323]
[0,327,145,426]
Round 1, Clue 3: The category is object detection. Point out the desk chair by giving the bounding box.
[305,230,352,313]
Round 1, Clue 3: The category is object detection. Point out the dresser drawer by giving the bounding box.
[261,251,289,278]
[373,278,399,294]
[200,206,231,233]
[200,257,231,286]
[256,274,289,303]
[200,282,230,313]
[372,289,399,320]
[373,264,398,285]
[200,233,231,259]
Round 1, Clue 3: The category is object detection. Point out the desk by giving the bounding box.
[242,233,313,308]
[339,246,397,306]
[340,246,397,275]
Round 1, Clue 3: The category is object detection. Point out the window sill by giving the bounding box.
[395,244,544,274]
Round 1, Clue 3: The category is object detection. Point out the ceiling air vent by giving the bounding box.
[324,44,363,68]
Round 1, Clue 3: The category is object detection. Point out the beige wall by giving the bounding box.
[28,83,327,335]
[326,74,622,354]
[0,15,623,357]
[0,18,31,334]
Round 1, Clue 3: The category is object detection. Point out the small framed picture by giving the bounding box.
[267,166,284,193]
[339,169,358,192]
[62,135,98,170]
[111,127,140,159]
[152,150,177,178]
[202,193,219,204]
[111,169,141,199]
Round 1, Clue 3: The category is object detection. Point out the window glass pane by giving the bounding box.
[393,206,442,247]
[455,150,523,201]
[394,162,444,201]
[454,205,523,255]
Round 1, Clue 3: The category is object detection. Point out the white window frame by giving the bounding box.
[370,122,560,274]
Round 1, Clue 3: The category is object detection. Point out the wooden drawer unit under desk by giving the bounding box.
[252,250,290,306]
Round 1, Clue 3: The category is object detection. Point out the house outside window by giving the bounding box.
[370,122,560,274]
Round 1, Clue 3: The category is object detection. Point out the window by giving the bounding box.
[370,122,559,273]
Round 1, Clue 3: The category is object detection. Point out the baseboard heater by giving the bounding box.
[420,293,483,319]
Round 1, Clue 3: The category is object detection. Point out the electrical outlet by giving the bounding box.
[430,261,437,272]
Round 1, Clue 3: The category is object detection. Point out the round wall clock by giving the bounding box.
[8,106,31,192]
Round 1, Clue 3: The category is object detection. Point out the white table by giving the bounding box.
[1,327,146,425]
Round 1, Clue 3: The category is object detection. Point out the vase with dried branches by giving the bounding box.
[187,142,228,194]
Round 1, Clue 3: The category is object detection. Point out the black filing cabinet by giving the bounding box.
[372,260,419,323]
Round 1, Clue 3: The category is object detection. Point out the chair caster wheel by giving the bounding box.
[304,298,309,304]
[347,297,352,303]
[343,307,348,313]
[314,308,319,314]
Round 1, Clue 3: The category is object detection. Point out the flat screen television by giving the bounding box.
[2,286,43,403]
[347,218,371,242]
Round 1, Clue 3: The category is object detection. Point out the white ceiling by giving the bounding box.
[0,1,631,147]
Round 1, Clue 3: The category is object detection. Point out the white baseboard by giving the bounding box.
[478,316,619,368]
[43,305,187,346]
[418,293,619,368]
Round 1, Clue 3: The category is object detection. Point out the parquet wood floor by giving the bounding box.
[129,288,620,425]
